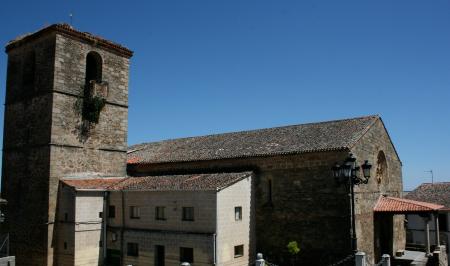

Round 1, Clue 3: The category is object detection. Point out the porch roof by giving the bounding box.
[373,195,444,213]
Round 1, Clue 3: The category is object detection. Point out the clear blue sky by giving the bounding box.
[0,0,449,190]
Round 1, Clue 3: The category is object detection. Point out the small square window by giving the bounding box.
[109,206,116,218]
[127,242,139,257]
[234,245,244,258]
[180,247,194,263]
[130,206,140,219]
[235,206,242,221]
[182,207,194,221]
[156,206,166,220]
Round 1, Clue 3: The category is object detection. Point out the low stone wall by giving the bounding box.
[0,256,15,266]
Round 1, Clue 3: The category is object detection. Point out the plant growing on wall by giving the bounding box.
[82,95,106,123]
[286,241,300,266]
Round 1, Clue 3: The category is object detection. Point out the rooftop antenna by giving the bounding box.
[425,170,434,183]
[69,11,73,27]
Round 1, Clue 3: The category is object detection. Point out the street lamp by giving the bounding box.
[332,154,372,253]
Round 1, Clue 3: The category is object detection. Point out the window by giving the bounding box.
[127,242,139,257]
[130,206,140,219]
[234,245,244,258]
[109,205,116,218]
[99,240,103,247]
[180,247,193,263]
[156,206,166,220]
[182,207,194,221]
[85,51,103,85]
[439,214,448,231]
[99,212,103,218]
[235,207,242,221]
[64,242,67,250]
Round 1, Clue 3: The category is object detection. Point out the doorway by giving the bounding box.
[155,245,165,266]
[374,213,393,260]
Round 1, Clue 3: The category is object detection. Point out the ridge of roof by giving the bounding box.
[127,115,379,165]
[6,23,133,58]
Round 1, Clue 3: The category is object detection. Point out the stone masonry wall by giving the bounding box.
[350,119,404,263]
[47,33,130,265]
[2,33,56,266]
[2,29,131,266]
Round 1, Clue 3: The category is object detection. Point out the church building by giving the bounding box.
[1,24,405,266]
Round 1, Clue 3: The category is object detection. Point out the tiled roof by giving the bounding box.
[62,177,126,190]
[6,23,133,58]
[374,195,444,213]
[127,115,379,164]
[110,172,252,191]
[61,172,252,192]
[405,182,450,210]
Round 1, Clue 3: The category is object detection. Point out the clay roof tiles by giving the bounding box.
[374,195,444,213]
[6,23,133,58]
[62,177,126,190]
[127,115,381,164]
[61,172,252,192]
[404,182,450,210]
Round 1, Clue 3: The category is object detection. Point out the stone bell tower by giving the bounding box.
[1,24,133,265]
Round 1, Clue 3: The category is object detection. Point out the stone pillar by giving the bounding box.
[355,251,366,266]
[434,213,440,247]
[426,217,431,255]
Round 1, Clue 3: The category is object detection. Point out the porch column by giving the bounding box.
[425,216,431,255]
[434,212,440,247]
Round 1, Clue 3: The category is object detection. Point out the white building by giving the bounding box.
[58,172,254,266]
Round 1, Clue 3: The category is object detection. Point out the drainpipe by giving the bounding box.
[120,190,125,265]
[103,191,109,263]
[213,233,217,265]
[425,215,431,256]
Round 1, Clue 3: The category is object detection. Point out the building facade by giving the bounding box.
[60,172,253,266]
[1,24,132,265]
[2,24,405,266]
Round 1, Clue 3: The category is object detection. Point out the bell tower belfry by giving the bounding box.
[1,24,133,265]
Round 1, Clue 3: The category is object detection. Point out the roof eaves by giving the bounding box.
[128,146,350,165]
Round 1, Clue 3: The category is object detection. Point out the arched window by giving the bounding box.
[376,151,388,184]
[85,51,102,86]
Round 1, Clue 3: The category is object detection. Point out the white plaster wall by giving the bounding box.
[74,191,104,266]
[216,176,252,266]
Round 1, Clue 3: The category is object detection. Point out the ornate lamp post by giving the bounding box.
[332,154,372,253]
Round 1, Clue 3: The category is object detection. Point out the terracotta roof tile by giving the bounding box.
[6,23,133,58]
[62,177,126,190]
[61,172,252,192]
[404,182,450,209]
[110,172,252,191]
[128,115,379,164]
[374,195,444,213]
